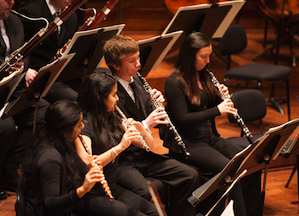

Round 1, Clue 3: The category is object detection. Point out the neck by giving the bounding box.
[114,71,131,82]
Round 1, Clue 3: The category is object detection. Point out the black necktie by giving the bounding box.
[53,11,60,39]
[129,81,140,109]
[0,34,6,64]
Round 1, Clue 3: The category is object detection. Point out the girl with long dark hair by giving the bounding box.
[19,99,104,216]
[163,32,261,216]
[75,71,159,216]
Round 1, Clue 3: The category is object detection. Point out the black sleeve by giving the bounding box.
[165,75,221,129]
[38,149,80,215]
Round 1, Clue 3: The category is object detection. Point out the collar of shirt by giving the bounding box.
[46,0,58,16]
[114,74,135,102]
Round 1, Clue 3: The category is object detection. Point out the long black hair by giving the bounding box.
[20,100,83,191]
[173,32,215,106]
[77,71,124,154]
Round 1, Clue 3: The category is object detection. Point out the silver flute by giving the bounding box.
[205,68,254,144]
[137,72,191,159]
[115,105,151,152]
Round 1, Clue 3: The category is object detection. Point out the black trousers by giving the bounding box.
[117,152,200,216]
[74,185,159,216]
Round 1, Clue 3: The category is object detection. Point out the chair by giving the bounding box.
[218,23,291,121]
[251,0,299,67]
[226,89,267,149]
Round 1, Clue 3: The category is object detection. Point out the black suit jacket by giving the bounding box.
[116,75,153,122]
[116,75,154,160]
[1,13,28,69]
[18,0,79,70]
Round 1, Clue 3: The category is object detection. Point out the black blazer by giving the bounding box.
[18,0,79,70]
[1,13,28,69]
[116,75,153,122]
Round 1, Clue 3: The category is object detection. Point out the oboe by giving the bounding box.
[115,105,151,152]
[137,72,191,159]
[205,68,254,144]
[78,134,114,201]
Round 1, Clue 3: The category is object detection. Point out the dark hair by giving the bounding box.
[77,71,124,153]
[21,100,83,190]
[103,34,139,73]
[173,32,215,105]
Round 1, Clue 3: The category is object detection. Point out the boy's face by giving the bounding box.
[113,51,141,81]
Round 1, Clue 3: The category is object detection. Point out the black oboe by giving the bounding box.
[137,72,191,159]
[205,68,254,144]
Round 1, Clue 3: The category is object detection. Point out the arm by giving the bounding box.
[165,75,221,128]
[75,125,140,167]
[127,119,155,150]
[39,151,103,214]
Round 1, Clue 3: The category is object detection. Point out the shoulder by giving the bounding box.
[6,13,22,25]
[81,120,94,138]
[165,73,181,87]
[35,147,63,167]
[18,0,45,16]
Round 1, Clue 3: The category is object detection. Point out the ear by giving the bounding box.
[112,64,120,71]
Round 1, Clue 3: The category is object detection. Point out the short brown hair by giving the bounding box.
[103,35,139,73]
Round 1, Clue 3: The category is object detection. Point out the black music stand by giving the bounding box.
[0,68,25,111]
[161,0,246,51]
[1,53,75,133]
[56,24,125,82]
[137,30,183,77]
[188,118,299,216]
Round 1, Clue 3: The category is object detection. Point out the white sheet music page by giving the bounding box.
[220,200,235,216]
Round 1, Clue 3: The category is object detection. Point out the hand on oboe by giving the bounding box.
[218,84,230,98]
[76,166,105,198]
[151,88,165,103]
[217,99,237,115]
[144,107,168,128]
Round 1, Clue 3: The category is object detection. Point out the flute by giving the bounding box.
[115,105,151,152]
[205,68,254,144]
[137,72,191,159]
[78,134,114,201]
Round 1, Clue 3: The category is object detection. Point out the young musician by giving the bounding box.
[18,0,81,103]
[163,32,261,216]
[19,99,104,216]
[75,71,159,216]
[102,34,200,216]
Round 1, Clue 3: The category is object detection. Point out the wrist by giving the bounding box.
[142,120,152,134]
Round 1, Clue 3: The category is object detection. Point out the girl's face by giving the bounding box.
[196,44,212,71]
[65,113,84,141]
[104,83,119,112]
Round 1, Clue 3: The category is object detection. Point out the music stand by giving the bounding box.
[1,53,75,133]
[0,67,25,110]
[188,118,299,216]
[161,0,246,50]
[137,30,183,77]
[56,24,125,82]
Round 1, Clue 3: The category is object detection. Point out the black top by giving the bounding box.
[26,147,80,216]
[163,72,222,151]
[81,120,117,193]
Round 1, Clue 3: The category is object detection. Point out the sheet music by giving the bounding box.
[41,53,75,97]
[0,66,25,110]
[162,0,245,38]
[137,30,183,74]
[220,200,235,216]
